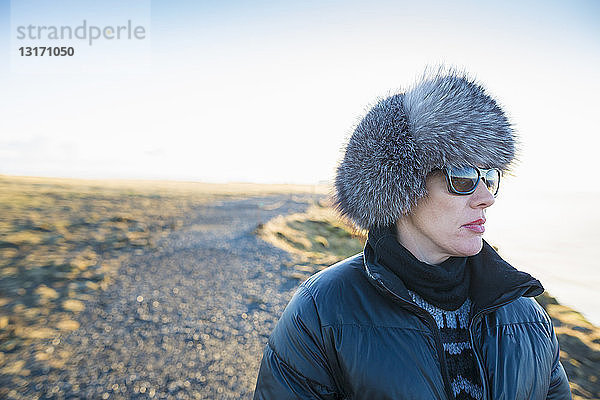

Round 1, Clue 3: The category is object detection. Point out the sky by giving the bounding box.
[1,0,599,190]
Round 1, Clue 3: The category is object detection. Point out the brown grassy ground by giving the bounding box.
[0,175,326,376]
[257,201,600,400]
[2,175,597,398]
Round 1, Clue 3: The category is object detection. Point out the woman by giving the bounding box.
[253,69,572,399]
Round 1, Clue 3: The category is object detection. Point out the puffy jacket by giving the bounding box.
[253,241,572,399]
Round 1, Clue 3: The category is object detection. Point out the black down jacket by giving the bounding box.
[253,240,572,399]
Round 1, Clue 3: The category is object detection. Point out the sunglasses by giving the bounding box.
[441,166,501,197]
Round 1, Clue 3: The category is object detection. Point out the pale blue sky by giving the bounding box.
[1,0,599,191]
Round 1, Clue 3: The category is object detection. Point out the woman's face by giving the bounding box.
[396,170,496,265]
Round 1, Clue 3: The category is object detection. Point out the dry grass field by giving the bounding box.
[0,175,326,375]
[1,174,598,398]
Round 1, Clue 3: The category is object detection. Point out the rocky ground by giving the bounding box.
[1,188,598,399]
[0,194,319,399]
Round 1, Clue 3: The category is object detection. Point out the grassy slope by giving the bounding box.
[256,201,600,399]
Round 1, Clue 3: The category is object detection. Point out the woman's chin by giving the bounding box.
[455,238,484,257]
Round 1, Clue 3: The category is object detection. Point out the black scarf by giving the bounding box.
[368,225,470,311]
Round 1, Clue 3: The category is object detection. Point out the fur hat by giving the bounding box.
[334,68,516,231]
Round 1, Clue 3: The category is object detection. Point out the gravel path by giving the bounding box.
[6,194,319,399]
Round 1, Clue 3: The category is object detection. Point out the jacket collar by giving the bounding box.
[363,239,544,314]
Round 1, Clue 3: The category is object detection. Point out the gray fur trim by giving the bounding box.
[334,69,516,230]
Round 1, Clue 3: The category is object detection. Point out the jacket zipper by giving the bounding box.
[468,298,523,400]
[375,275,529,400]
[374,278,456,400]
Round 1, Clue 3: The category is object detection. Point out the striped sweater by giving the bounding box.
[409,290,483,400]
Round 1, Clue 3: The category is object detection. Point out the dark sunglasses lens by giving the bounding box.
[449,166,478,193]
[484,169,500,195]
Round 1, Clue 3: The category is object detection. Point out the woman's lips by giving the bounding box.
[462,219,485,233]
[463,224,485,233]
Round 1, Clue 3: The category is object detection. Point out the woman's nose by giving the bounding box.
[471,179,495,208]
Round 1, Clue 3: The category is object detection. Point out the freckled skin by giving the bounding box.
[396,170,495,265]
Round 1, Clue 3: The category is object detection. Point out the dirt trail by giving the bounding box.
[0,194,318,399]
